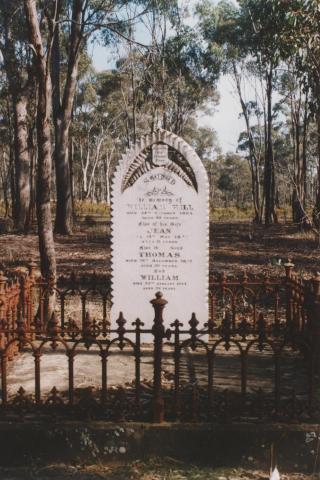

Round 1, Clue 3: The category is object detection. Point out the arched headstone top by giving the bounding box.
[113,129,209,196]
[111,129,209,331]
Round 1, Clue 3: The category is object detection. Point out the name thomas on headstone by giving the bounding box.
[111,130,209,330]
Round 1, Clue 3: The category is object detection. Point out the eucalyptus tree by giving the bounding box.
[196,0,266,222]
[23,0,57,283]
[197,0,297,224]
[275,65,310,226]
[283,0,320,227]
[184,121,220,204]
[51,0,149,235]
[0,79,12,218]
[0,1,32,231]
[117,0,220,137]
[71,50,220,205]
[163,27,220,135]
[237,0,295,224]
[212,153,252,209]
[72,69,128,203]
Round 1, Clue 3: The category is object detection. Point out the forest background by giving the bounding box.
[1,0,320,281]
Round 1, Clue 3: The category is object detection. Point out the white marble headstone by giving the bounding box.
[111,130,209,329]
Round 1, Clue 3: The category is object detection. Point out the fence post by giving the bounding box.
[284,259,294,325]
[308,273,320,374]
[0,272,8,351]
[27,262,37,330]
[151,291,167,423]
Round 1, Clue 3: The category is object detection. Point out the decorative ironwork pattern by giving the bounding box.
[0,262,318,424]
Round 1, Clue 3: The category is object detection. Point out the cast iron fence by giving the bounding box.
[0,262,318,423]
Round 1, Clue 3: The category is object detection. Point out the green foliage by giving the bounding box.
[183,119,220,160]
[5,0,320,229]
[205,153,252,209]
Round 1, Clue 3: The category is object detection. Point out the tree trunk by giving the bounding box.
[36,97,56,282]
[313,112,320,230]
[264,66,276,225]
[24,0,56,283]
[8,108,18,222]
[28,119,37,227]
[54,120,74,234]
[1,151,10,217]
[106,155,111,207]
[232,62,262,223]
[52,0,84,235]
[302,89,309,209]
[0,0,31,232]
[290,84,308,227]
[13,95,31,231]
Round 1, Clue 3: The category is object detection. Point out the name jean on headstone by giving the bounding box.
[111,130,209,329]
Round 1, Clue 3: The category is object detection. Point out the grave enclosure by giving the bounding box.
[0,130,318,427]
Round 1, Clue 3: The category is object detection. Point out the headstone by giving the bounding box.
[111,130,209,329]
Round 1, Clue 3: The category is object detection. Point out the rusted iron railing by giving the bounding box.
[209,261,307,333]
[0,262,318,423]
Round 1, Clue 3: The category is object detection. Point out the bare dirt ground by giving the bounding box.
[0,221,319,478]
[0,221,319,276]
[211,222,320,275]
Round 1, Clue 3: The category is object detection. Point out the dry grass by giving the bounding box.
[0,459,314,480]
[75,201,110,217]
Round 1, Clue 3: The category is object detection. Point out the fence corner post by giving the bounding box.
[284,259,294,279]
[0,271,8,319]
[151,291,167,423]
[28,261,37,281]
[0,272,7,350]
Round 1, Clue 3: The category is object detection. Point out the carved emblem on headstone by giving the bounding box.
[152,143,169,166]
[121,140,198,193]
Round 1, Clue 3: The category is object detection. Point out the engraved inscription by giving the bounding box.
[124,175,193,292]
